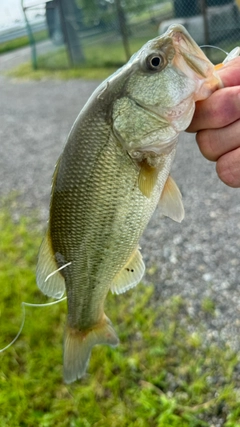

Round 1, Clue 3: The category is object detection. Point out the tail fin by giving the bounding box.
[63,316,119,383]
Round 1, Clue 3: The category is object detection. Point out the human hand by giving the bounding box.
[187,57,240,187]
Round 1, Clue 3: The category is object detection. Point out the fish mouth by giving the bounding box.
[164,24,223,99]
[166,24,211,78]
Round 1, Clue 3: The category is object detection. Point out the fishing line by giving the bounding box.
[200,44,229,55]
[44,261,72,282]
[200,45,240,63]
[0,297,67,353]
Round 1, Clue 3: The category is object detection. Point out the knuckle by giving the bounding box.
[196,130,218,161]
[216,150,240,188]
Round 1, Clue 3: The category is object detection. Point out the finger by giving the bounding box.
[216,146,240,188]
[196,119,240,161]
[187,86,240,132]
[217,57,240,88]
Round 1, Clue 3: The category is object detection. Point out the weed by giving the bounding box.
[0,198,240,426]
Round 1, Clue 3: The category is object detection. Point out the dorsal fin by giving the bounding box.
[159,175,184,223]
[110,248,145,295]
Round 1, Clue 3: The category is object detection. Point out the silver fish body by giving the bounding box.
[36,24,222,383]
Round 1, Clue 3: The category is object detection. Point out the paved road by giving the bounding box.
[0,54,240,362]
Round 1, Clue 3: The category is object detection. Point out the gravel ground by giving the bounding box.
[1,55,240,366]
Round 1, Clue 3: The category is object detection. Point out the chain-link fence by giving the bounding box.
[22,0,240,70]
[161,0,240,62]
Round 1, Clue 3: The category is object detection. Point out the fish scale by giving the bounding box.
[51,114,169,337]
[36,24,223,383]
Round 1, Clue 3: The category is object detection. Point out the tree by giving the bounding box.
[115,0,131,60]
[58,0,85,66]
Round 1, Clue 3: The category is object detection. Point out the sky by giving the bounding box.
[0,0,46,30]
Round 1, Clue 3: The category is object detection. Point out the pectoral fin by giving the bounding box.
[138,161,159,198]
[159,175,184,223]
[110,248,145,295]
[36,231,66,299]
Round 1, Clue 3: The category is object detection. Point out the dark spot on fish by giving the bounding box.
[126,268,134,273]
[55,251,67,267]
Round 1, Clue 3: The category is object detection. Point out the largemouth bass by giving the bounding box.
[36,24,222,383]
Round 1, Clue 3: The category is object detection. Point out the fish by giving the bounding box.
[36,24,223,383]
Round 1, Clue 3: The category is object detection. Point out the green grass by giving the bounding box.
[0,30,48,55]
[6,61,118,81]
[5,29,159,80]
[0,195,240,426]
[5,39,129,80]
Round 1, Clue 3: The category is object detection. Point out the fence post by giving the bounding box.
[21,0,37,70]
[201,0,209,46]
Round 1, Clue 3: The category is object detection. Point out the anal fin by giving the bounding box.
[159,175,184,223]
[110,248,145,295]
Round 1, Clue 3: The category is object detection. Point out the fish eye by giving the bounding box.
[146,53,165,71]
